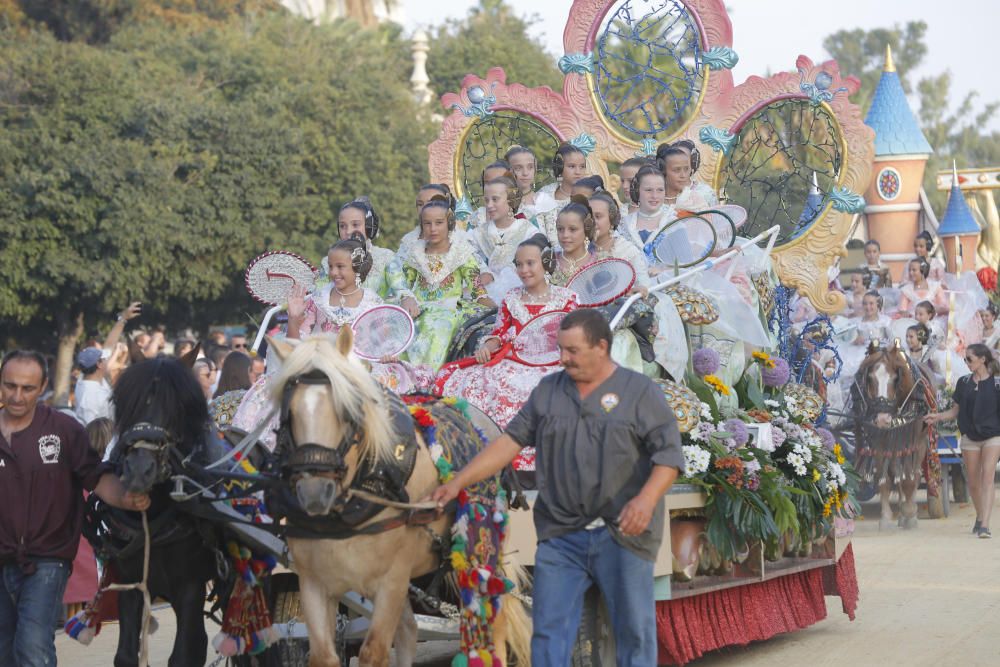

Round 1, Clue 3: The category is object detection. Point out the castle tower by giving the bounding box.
[862,45,934,282]
[937,162,982,273]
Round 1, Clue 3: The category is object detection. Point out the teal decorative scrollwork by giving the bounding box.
[829,187,866,214]
[798,69,848,106]
[569,133,597,156]
[558,52,593,75]
[636,138,658,156]
[702,46,739,71]
[454,196,474,222]
[699,125,737,155]
[451,83,497,118]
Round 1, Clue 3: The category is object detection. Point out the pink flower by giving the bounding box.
[762,357,791,387]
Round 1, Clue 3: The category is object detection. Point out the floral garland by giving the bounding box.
[402,394,515,667]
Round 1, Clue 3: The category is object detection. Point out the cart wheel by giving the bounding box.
[267,573,313,667]
[571,586,616,667]
[951,465,969,503]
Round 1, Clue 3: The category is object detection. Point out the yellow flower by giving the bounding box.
[822,497,833,517]
[833,443,846,465]
[812,468,821,483]
[703,374,731,396]
[752,350,776,369]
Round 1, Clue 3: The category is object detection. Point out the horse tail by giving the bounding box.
[496,554,532,666]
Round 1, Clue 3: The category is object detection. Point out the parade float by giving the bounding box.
[428,0,870,662]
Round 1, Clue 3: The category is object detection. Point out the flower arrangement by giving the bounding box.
[677,346,861,561]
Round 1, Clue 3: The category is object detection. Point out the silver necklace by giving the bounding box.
[334,286,362,307]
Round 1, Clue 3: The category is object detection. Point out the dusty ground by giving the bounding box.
[57,493,1000,666]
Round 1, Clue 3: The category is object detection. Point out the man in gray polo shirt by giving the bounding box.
[433,308,684,666]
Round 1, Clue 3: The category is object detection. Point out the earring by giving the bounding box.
[508,207,515,218]
[544,273,551,285]
[355,275,362,287]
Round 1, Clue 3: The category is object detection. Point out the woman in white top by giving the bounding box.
[536,143,588,242]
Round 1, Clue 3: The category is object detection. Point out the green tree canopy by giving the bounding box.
[427,0,562,100]
[0,14,434,397]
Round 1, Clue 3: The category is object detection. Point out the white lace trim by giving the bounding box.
[398,237,479,288]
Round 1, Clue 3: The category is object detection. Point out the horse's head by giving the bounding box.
[113,357,209,495]
[856,339,914,428]
[269,328,396,517]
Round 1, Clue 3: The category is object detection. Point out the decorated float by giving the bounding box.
[428,0,871,663]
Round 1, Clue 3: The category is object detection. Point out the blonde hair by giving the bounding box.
[268,337,396,464]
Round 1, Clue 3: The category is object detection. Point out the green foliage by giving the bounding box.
[427,0,562,100]
[0,15,433,344]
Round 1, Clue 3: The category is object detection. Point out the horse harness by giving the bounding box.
[269,371,444,543]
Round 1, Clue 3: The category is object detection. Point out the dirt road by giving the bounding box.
[57,496,1000,666]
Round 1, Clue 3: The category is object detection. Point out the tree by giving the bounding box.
[427,0,562,101]
[823,21,1000,211]
[0,16,434,401]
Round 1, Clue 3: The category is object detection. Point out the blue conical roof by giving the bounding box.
[937,180,980,237]
[864,46,932,157]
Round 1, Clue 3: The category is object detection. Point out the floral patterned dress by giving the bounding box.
[389,238,489,370]
[434,286,578,471]
[229,287,434,451]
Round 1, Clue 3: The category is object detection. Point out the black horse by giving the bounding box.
[89,357,226,667]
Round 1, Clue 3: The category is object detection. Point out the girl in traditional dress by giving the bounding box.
[571,175,605,199]
[322,197,395,298]
[391,197,494,370]
[914,231,947,282]
[589,191,649,284]
[859,239,893,289]
[469,176,538,304]
[232,236,435,450]
[838,290,893,387]
[844,270,873,318]
[898,258,948,317]
[617,157,649,216]
[662,140,718,208]
[980,306,1000,350]
[467,161,511,230]
[505,145,557,220]
[536,143,588,241]
[399,183,455,250]
[549,197,598,286]
[434,235,577,438]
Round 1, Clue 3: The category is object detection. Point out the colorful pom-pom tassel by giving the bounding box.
[451,654,469,667]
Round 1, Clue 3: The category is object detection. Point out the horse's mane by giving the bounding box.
[269,337,397,465]
[112,357,209,453]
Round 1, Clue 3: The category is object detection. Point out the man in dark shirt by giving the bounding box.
[433,309,684,666]
[0,350,150,667]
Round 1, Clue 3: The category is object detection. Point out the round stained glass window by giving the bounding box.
[594,0,705,141]
[876,167,901,201]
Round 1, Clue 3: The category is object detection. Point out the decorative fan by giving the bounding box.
[245,251,318,306]
[351,305,415,361]
[566,258,636,307]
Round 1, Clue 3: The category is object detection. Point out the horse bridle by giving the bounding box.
[854,352,926,420]
[118,422,177,485]
[276,371,362,480]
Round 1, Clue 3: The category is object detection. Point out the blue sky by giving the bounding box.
[404,0,999,132]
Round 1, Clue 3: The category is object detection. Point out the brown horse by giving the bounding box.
[851,340,934,530]
[266,331,529,667]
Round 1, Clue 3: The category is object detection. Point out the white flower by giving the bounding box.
[764,399,780,408]
[699,401,714,420]
[825,462,846,488]
[744,459,761,475]
[682,445,711,476]
[792,442,813,464]
[787,452,808,477]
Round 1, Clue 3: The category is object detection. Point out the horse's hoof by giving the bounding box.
[879,518,895,531]
[903,516,919,530]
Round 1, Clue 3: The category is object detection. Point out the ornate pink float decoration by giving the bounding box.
[428,0,874,313]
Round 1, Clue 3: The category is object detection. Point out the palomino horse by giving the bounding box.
[266,331,530,667]
[850,340,934,530]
